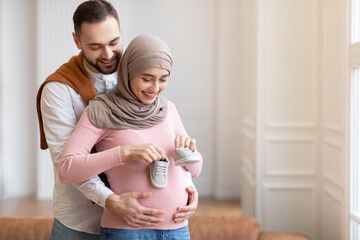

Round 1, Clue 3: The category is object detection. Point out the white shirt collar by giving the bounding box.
[83,59,117,94]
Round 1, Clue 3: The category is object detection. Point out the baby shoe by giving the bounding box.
[174,148,200,166]
[149,157,170,188]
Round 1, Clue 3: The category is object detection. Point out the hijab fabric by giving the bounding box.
[88,34,173,129]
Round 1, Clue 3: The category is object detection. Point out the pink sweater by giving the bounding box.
[59,101,203,230]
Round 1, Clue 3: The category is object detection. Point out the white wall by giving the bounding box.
[1,0,38,199]
[0,0,242,200]
[0,0,4,199]
[239,0,350,239]
[238,0,258,218]
[258,1,321,238]
[322,0,349,239]
[214,0,243,199]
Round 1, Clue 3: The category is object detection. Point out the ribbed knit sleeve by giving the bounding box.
[167,101,203,178]
[59,107,123,183]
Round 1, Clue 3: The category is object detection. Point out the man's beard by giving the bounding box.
[82,51,120,74]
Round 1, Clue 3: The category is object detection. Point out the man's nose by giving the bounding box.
[102,46,113,59]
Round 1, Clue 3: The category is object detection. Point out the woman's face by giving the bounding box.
[130,67,169,105]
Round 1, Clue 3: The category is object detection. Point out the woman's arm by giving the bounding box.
[59,107,167,183]
[168,101,203,178]
[59,107,123,183]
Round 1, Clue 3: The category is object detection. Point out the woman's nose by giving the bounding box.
[151,81,159,92]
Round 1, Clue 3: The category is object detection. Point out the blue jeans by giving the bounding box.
[100,225,190,240]
[49,218,99,240]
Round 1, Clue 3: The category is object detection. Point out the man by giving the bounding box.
[36,1,198,239]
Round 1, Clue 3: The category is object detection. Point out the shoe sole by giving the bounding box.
[174,157,200,166]
[151,180,167,188]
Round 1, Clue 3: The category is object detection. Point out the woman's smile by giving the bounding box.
[143,91,157,99]
[130,67,169,105]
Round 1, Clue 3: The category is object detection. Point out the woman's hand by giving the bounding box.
[120,143,166,163]
[173,186,198,223]
[174,136,196,152]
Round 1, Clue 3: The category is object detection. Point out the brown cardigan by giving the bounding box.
[36,52,96,149]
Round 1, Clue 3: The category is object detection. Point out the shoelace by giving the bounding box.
[155,161,168,175]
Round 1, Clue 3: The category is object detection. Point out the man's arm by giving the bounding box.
[41,82,113,208]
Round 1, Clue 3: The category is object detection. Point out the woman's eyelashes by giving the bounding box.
[141,78,168,83]
[142,78,152,82]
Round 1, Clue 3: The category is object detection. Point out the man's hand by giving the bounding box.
[173,186,198,223]
[105,192,165,228]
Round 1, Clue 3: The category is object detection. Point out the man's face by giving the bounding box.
[73,16,122,74]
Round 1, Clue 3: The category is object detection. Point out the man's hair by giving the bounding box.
[73,0,119,36]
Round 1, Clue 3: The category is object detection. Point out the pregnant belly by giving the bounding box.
[104,165,189,226]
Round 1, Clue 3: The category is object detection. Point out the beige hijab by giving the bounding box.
[88,34,173,129]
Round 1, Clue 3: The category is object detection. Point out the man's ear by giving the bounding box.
[72,32,81,50]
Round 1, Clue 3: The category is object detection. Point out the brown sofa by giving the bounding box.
[0,216,308,240]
